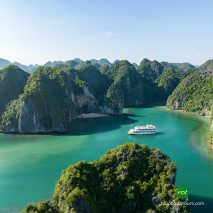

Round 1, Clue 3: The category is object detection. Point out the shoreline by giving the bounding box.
[165,107,211,123]
[170,109,211,119]
[75,113,110,119]
[166,107,213,154]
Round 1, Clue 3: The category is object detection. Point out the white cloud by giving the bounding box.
[105,30,118,38]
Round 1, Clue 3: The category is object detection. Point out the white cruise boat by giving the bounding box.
[128,124,159,135]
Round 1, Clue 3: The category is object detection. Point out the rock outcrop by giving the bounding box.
[22,143,189,213]
[103,59,194,107]
[0,65,120,133]
[0,59,195,133]
[167,60,213,116]
[0,65,29,116]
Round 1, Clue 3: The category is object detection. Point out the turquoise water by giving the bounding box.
[0,107,212,213]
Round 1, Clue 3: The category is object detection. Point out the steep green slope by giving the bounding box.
[208,108,213,152]
[208,129,213,151]
[138,58,164,82]
[1,66,72,133]
[137,59,194,103]
[0,65,118,133]
[0,65,29,116]
[167,60,213,115]
[106,60,145,107]
[76,63,112,101]
[22,143,189,213]
[167,60,213,153]
[0,59,195,133]
[155,66,193,96]
[103,59,194,107]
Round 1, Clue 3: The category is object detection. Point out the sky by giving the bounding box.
[0,0,212,65]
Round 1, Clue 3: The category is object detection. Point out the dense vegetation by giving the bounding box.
[22,143,189,213]
[208,108,213,152]
[167,60,213,152]
[0,59,195,133]
[103,59,194,107]
[208,130,213,151]
[0,65,29,116]
[0,57,111,72]
[136,59,193,104]
[167,60,213,115]
[105,60,144,107]
[0,64,117,133]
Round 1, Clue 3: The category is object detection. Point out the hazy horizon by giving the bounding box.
[0,0,212,65]
[0,56,209,67]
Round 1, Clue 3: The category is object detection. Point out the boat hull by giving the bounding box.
[128,124,159,135]
[128,131,159,135]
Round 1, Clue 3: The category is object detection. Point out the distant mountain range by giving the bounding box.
[0,58,196,133]
[0,57,197,73]
[0,58,111,73]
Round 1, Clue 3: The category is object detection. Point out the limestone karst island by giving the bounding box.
[0,0,212,213]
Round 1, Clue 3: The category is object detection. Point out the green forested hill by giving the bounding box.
[105,60,144,107]
[0,58,195,133]
[103,59,194,107]
[0,65,118,133]
[167,60,213,152]
[22,143,189,213]
[0,65,29,116]
[138,59,195,101]
[167,60,213,116]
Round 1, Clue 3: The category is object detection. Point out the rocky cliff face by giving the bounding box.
[22,143,189,213]
[105,60,148,107]
[207,111,213,152]
[167,60,213,153]
[0,65,29,116]
[208,122,213,152]
[103,59,193,107]
[0,66,120,133]
[0,59,195,134]
[167,60,213,116]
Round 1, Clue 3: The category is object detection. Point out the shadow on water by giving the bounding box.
[67,115,138,136]
[189,194,213,213]
[125,102,166,108]
[123,112,145,117]
[0,115,138,137]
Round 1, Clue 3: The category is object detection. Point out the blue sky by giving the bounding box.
[0,0,212,65]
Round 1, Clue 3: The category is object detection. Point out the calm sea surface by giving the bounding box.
[0,107,212,212]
